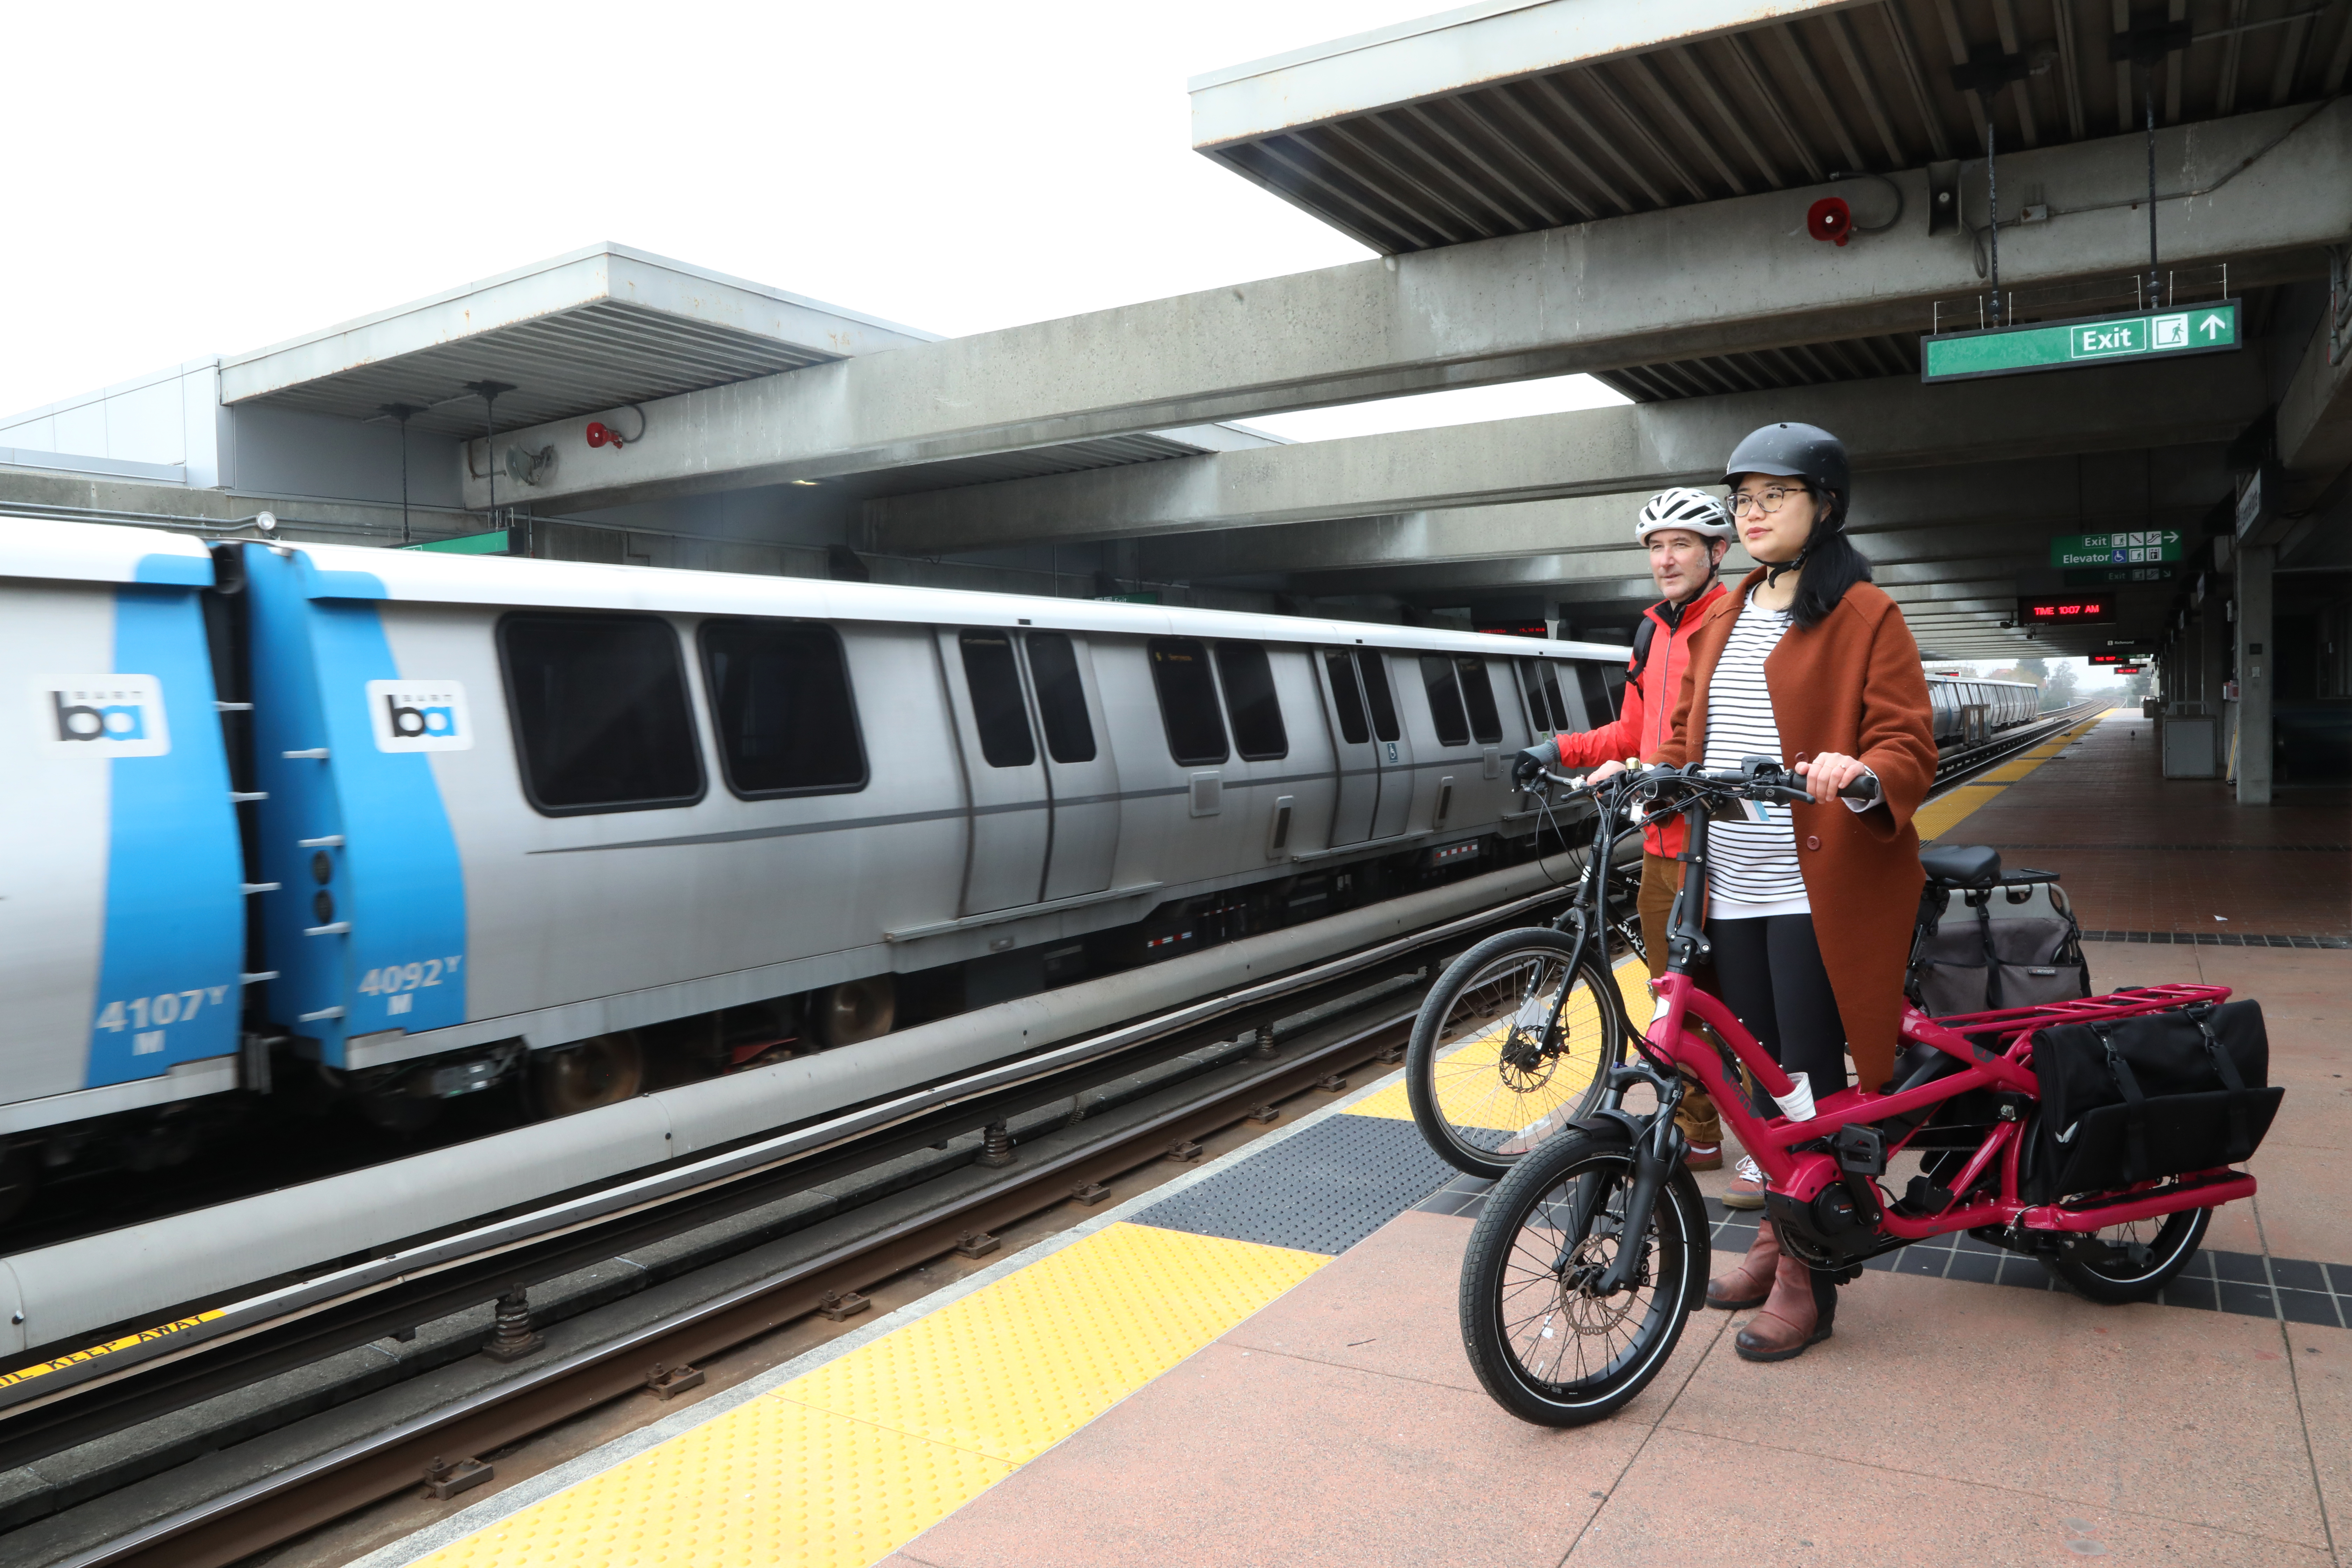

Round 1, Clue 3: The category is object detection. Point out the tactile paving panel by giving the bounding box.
[1349,954,1650,1125]
[408,1222,1320,1568]
[1133,1111,1458,1255]
[780,1220,1324,1464]
[411,1396,1009,1568]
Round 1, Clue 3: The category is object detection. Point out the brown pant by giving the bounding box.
[1638,852,1722,1146]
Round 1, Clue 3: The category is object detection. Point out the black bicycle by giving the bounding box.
[1403,768,1644,1178]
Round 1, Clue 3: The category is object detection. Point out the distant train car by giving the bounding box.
[0,519,1636,1196]
[1925,673,2042,747]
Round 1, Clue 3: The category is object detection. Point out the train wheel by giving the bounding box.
[815,977,896,1047]
[533,1031,645,1117]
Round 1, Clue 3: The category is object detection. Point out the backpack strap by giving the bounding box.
[2188,1004,2255,1160]
[1628,614,1659,683]
[2093,1023,2152,1182]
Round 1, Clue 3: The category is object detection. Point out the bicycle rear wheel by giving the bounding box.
[2042,1205,2210,1304]
[1406,928,1631,1178]
[1458,1126,1704,1426]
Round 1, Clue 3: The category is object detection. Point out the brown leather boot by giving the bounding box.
[1705,1218,1778,1310]
[1734,1256,1837,1363]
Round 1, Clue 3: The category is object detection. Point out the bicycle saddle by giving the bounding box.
[1920,844,2001,887]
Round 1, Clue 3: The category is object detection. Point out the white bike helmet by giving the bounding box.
[1636,486,1734,542]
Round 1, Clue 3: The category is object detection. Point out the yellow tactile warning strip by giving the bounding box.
[410,1222,1326,1568]
[1916,709,2116,842]
[1345,953,1650,1124]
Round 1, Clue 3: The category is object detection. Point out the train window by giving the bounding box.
[1024,632,1096,764]
[1148,638,1230,765]
[958,631,1036,768]
[699,620,867,798]
[1215,642,1288,761]
[1324,652,1372,745]
[1519,659,1567,733]
[1454,656,1504,744]
[1359,652,1401,742]
[499,613,704,815]
[1578,663,1618,724]
[1418,655,1471,748]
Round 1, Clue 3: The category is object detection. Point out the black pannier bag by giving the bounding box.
[1907,856,2091,1017]
[2026,1000,2282,1201]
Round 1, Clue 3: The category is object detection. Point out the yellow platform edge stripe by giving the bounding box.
[412,1221,1328,1568]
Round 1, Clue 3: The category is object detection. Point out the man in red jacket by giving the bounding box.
[1523,488,1735,1168]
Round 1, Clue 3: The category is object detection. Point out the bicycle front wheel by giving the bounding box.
[1458,1126,1704,1426]
[1406,927,1632,1178]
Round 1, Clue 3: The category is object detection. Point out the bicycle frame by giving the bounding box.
[1611,773,2251,1263]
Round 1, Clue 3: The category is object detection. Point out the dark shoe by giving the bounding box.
[1734,1256,1838,1363]
[1706,1218,1777,1310]
[1683,1141,1723,1172]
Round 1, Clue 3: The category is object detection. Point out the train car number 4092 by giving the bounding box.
[358,956,465,1016]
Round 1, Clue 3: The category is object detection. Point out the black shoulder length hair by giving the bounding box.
[1787,523,1872,630]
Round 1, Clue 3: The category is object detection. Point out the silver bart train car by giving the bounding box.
[4,519,1645,1200]
[1925,673,2042,746]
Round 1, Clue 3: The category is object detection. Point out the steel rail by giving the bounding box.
[49,1007,1424,1568]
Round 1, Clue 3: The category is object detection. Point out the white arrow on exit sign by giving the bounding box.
[2198,314,2228,340]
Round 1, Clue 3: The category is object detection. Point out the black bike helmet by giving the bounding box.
[1725,422,1851,586]
[1723,422,1850,527]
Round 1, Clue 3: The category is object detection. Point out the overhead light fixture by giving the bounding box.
[790,479,821,487]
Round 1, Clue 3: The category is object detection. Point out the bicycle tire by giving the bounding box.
[1458,1125,1704,1427]
[1405,927,1631,1178]
[2041,1205,2210,1304]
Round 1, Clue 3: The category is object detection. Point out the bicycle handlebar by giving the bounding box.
[1522,760,1881,810]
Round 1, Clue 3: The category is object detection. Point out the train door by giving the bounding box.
[1315,648,1380,846]
[1023,631,1120,902]
[1358,651,1418,839]
[940,629,1049,915]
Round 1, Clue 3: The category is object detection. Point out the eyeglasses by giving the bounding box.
[1726,484,1811,516]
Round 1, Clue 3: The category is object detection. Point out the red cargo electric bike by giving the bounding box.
[1431,760,2280,1426]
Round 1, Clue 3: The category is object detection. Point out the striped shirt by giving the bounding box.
[1700,597,1810,916]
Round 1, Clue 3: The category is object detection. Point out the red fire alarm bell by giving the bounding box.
[586,421,625,450]
[1807,196,1853,246]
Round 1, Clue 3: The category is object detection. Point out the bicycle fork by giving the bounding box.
[1551,1068,1687,1297]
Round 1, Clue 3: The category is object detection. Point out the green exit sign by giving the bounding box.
[1920,299,2239,384]
[2049,528,2183,568]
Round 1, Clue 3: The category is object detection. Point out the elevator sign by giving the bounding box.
[1920,300,2239,383]
[2050,530,2183,568]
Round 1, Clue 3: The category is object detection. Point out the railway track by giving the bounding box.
[43,998,1432,1568]
[9,853,1643,1568]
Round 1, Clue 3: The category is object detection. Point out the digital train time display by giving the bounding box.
[2018,592,2116,625]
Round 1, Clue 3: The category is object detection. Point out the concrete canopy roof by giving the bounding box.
[1191,0,2352,405]
[1192,0,2352,254]
[220,243,941,439]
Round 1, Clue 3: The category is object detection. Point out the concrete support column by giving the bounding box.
[2235,545,2275,804]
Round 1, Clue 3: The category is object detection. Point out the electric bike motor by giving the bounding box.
[1762,1150,1884,1269]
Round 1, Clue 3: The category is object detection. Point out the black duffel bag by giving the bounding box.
[2028,1000,2282,1201]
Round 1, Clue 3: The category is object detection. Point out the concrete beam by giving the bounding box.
[1164,455,2224,583]
[875,358,2260,554]
[2275,278,2352,504]
[467,103,2350,511]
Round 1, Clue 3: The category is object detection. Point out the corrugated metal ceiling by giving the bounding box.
[246,299,842,438]
[1200,0,2352,255]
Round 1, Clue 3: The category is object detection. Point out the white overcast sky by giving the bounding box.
[0,0,1626,437]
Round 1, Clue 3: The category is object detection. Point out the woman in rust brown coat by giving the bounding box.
[1650,422,1938,1364]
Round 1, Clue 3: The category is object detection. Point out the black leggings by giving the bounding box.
[1706,913,1848,1116]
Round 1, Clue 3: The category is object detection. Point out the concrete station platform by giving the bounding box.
[358,712,2348,1568]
